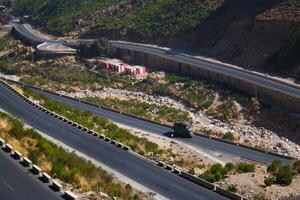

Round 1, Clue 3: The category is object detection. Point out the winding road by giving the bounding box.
[28,84,294,165]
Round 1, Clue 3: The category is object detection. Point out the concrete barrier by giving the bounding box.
[21,157,33,168]
[98,134,105,139]
[0,138,5,147]
[92,132,98,137]
[165,164,173,170]
[104,137,111,142]
[173,168,181,175]
[215,186,242,200]
[63,191,78,200]
[31,164,42,175]
[40,172,52,183]
[123,145,130,151]
[180,172,216,190]
[12,150,23,160]
[117,142,123,148]
[111,140,117,145]
[4,144,14,153]
[51,180,63,192]
[157,161,166,168]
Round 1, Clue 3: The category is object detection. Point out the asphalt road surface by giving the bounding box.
[31,86,294,165]
[0,82,230,200]
[0,149,62,200]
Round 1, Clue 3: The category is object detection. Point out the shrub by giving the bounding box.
[276,165,293,186]
[200,171,216,183]
[264,176,274,187]
[227,184,237,193]
[293,160,300,174]
[267,160,281,174]
[224,163,235,172]
[237,163,255,173]
[222,132,235,141]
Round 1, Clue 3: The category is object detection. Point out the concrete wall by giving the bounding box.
[117,48,300,113]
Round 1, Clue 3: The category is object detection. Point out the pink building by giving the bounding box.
[99,59,147,75]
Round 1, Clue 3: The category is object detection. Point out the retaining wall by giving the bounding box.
[116,48,300,113]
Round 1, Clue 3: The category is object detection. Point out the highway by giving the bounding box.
[0,148,61,200]
[12,23,300,100]
[30,86,294,165]
[10,23,296,165]
[0,82,230,200]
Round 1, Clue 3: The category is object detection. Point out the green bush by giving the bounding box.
[227,184,238,193]
[276,165,293,186]
[293,160,300,173]
[224,163,235,172]
[222,132,235,141]
[264,176,274,187]
[237,163,255,173]
[200,163,235,183]
[200,171,216,183]
[267,160,282,174]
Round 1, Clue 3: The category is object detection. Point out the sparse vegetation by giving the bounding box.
[84,97,191,124]
[227,184,238,193]
[236,162,256,173]
[264,176,275,187]
[293,160,300,173]
[0,112,142,199]
[266,160,294,186]
[222,131,235,141]
[199,163,235,183]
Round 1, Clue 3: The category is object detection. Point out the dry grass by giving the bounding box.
[20,137,38,151]
[37,154,53,173]
[0,118,12,137]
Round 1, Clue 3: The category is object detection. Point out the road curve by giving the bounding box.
[0,82,230,200]
[29,86,294,165]
[0,149,62,200]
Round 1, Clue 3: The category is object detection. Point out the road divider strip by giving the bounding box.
[1,80,248,200]
[0,136,79,200]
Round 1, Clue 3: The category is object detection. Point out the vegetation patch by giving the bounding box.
[84,96,191,124]
[0,112,142,199]
[265,160,298,186]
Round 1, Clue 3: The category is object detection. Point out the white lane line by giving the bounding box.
[3,181,14,191]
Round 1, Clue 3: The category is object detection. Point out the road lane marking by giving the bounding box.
[3,181,14,191]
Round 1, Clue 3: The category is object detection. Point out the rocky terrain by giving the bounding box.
[57,86,300,159]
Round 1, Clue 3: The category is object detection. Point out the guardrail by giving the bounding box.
[1,77,296,163]
[0,79,249,200]
[0,136,79,200]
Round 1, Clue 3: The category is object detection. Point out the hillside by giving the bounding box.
[4,0,300,79]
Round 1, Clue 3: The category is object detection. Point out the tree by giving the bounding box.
[79,37,116,57]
